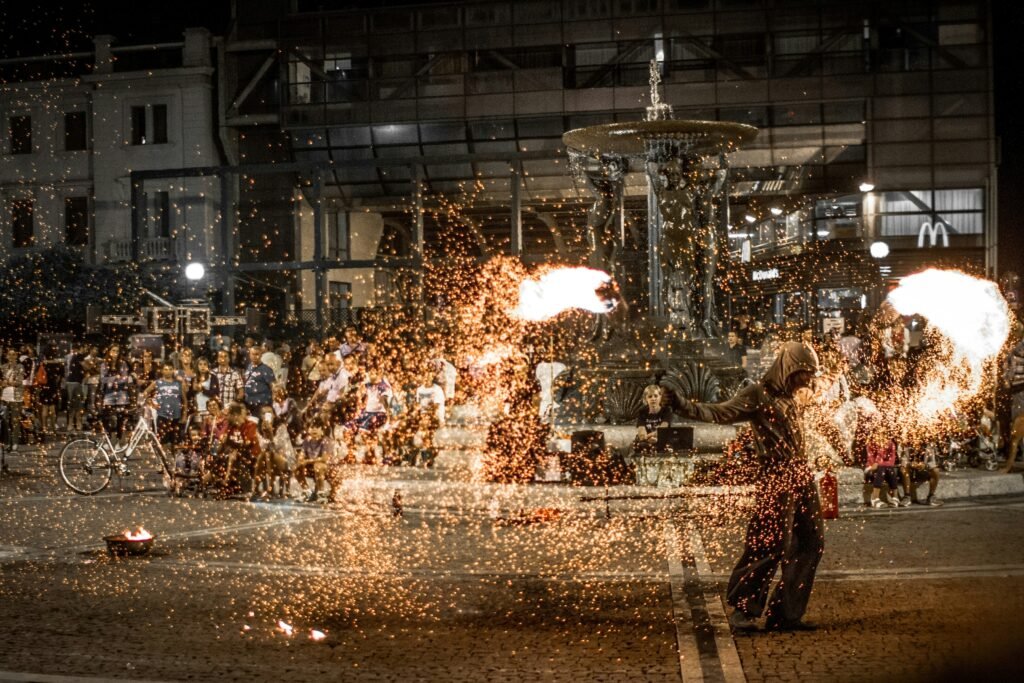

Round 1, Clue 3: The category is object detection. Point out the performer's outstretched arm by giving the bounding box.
[671,385,760,425]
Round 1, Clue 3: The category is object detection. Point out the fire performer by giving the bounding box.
[672,341,822,631]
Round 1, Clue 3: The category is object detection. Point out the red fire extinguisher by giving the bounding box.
[819,471,839,520]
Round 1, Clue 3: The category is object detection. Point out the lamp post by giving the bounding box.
[182,262,209,350]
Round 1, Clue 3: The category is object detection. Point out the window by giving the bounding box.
[64,112,87,151]
[878,188,984,239]
[65,197,89,247]
[9,115,31,154]
[327,211,350,260]
[131,106,146,145]
[151,191,171,238]
[130,104,168,145]
[328,282,352,311]
[152,104,167,144]
[10,199,34,248]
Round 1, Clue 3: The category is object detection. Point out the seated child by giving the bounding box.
[864,417,902,508]
[632,385,672,455]
[255,406,290,500]
[172,421,205,496]
[203,402,260,497]
[293,419,335,503]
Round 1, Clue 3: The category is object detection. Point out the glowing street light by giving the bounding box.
[859,181,875,192]
[769,207,783,216]
[869,241,890,259]
[184,262,205,281]
[744,214,757,223]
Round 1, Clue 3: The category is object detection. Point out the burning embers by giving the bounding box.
[104,526,155,557]
[122,526,153,541]
[511,266,619,322]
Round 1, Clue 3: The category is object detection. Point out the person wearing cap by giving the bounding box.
[670,341,823,632]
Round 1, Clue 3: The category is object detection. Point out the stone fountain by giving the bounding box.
[557,61,758,424]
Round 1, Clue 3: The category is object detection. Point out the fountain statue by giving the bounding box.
[564,60,757,340]
[557,60,758,423]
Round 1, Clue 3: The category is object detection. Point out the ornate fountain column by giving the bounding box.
[560,60,758,419]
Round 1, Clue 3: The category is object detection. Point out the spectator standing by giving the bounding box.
[415,370,446,426]
[82,346,100,418]
[144,363,187,447]
[65,344,87,432]
[243,347,276,415]
[261,343,284,384]
[36,357,64,438]
[99,346,135,441]
[177,348,197,398]
[211,350,244,409]
[726,330,747,369]
[133,349,158,385]
[339,325,367,358]
[2,348,26,449]
[192,357,220,420]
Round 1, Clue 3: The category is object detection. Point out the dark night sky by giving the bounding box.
[1,0,1022,275]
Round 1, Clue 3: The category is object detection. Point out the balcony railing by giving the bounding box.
[104,237,177,263]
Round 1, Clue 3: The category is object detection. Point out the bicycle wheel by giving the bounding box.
[59,439,113,495]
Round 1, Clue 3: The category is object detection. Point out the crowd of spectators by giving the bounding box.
[1,325,449,501]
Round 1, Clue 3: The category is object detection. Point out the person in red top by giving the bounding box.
[864,417,902,508]
[203,402,260,497]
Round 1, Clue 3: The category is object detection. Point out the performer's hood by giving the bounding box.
[762,341,819,396]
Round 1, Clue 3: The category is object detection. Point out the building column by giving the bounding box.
[312,169,326,330]
[511,163,522,257]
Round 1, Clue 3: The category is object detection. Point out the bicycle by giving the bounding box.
[58,411,175,495]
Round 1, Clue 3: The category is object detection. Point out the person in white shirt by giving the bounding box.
[433,357,457,402]
[415,377,446,426]
[260,345,284,383]
[407,370,445,466]
[535,361,567,420]
[343,364,392,464]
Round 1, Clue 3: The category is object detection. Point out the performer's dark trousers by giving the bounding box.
[726,479,824,624]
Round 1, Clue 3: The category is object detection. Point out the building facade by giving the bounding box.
[0,29,223,291]
[4,1,995,333]
[214,0,996,330]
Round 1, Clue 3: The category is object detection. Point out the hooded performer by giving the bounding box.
[673,341,823,631]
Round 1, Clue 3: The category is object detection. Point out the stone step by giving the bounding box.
[434,422,738,453]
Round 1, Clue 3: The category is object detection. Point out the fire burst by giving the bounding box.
[511,266,617,322]
[888,269,1010,368]
[885,268,1010,428]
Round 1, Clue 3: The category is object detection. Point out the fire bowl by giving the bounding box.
[104,535,155,557]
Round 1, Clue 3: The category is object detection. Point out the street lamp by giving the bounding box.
[869,241,890,259]
[185,262,205,281]
[859,181,875,193]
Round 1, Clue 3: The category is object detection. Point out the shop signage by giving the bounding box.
[822,317,845,335]
[752,267,780,281]
[917,221,949,248]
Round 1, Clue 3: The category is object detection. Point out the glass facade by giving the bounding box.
[220,0,996,315]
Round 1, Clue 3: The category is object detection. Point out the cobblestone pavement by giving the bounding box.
[2,446,1024,681]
